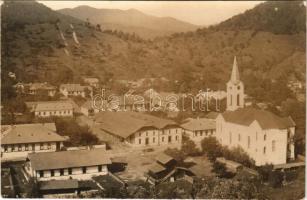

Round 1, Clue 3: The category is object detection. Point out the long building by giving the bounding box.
[215,57,296,166]
[1,123,66,161]
[94,112,182,147]
[25,149,112,181]
[27,101,74,118]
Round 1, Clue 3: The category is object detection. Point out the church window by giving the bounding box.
[247,136,250,148]
[264,134,267,141]
[272,140,276,152]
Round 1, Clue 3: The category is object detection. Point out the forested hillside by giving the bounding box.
[1,1,306,105]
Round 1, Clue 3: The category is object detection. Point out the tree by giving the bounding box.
[181,135,201,156]
[201,137,223,161]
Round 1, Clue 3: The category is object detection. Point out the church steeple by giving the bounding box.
[226,56,245,111]
[230,56,240,84]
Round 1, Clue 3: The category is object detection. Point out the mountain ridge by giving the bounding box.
[58,5,200,39]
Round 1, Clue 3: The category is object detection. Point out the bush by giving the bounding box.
[284,170,298,182]
[257,164,274,182]
[164,148,186,164]
[268,170,284,188]
[222,146,255,168]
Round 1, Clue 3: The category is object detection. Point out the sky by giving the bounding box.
[38,1,263,26]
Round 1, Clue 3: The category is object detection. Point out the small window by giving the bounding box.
[248,136,250,148]
[195,132,198,137]
[272,140,276,152]
[68,168,72,175]
[32,144,35,151]
[264,134,267,141]
[139,139,141,144]
[18,144,22,151]
[25,144,28,151]
[82,167,87,174]
[162,137,164,142]
[146,132,148,136]
[39,171,44,177]
[229,132,232,144]
[60,169,64,176]
[47,143,51,150]
[153,137,155,143]
[4,145,8,152]
[98,165,102,172]
[237,86,240,90]
[50,170,55,177]
[256,132,258,141]
[12,145,15,151]
[139,132,141,137]
[175,136,178,141]
[238,134,241,142]
[263,147,266,154]
[40,143,44,150]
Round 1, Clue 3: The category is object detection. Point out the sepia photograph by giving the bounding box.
[1,0,306,199]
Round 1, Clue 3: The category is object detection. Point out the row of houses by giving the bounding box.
[14,80,98,98]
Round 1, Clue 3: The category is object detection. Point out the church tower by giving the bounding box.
[226,56,244,111]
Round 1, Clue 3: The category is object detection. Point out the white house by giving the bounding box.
[60,84,92,98]
[33,101,74,118]
[215,57,296,166]
[1,123,66,161]
[94,111,182,147]
[25,148,112,181]
[181,118,216,147]
[83,77,99,88]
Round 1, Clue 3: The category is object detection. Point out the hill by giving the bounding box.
[58,6,200,39]
[1,0,306,105]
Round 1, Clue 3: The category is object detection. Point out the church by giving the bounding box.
[216,57,296,166]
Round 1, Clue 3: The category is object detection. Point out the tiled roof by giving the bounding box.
[221,107,295,130]
[148,163,166,174]
[181,118,216,131]
[28,149,112,170]
[1,123,66,145]
[39,180,79,190]
[156,153,175,165]
[95,111,178,138]
[83,78,99,83]
[35,101,73,112]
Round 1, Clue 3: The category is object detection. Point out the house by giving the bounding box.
[83,77,99,88]
[215,57,296,166]
[80,100,105,116]
[30,101,74,118]
[1,123,66,161]
[25,148,112,181]
[216,157,243,173]
[59,84,92,98]
[181,118,216,146]
[25,83,57,97]
[94,112,182,147]
[146,153,194,185]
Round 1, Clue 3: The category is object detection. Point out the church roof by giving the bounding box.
[221,107,295,130]
[229,56,240,85]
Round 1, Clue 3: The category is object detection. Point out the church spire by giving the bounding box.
[230,56,240,84]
